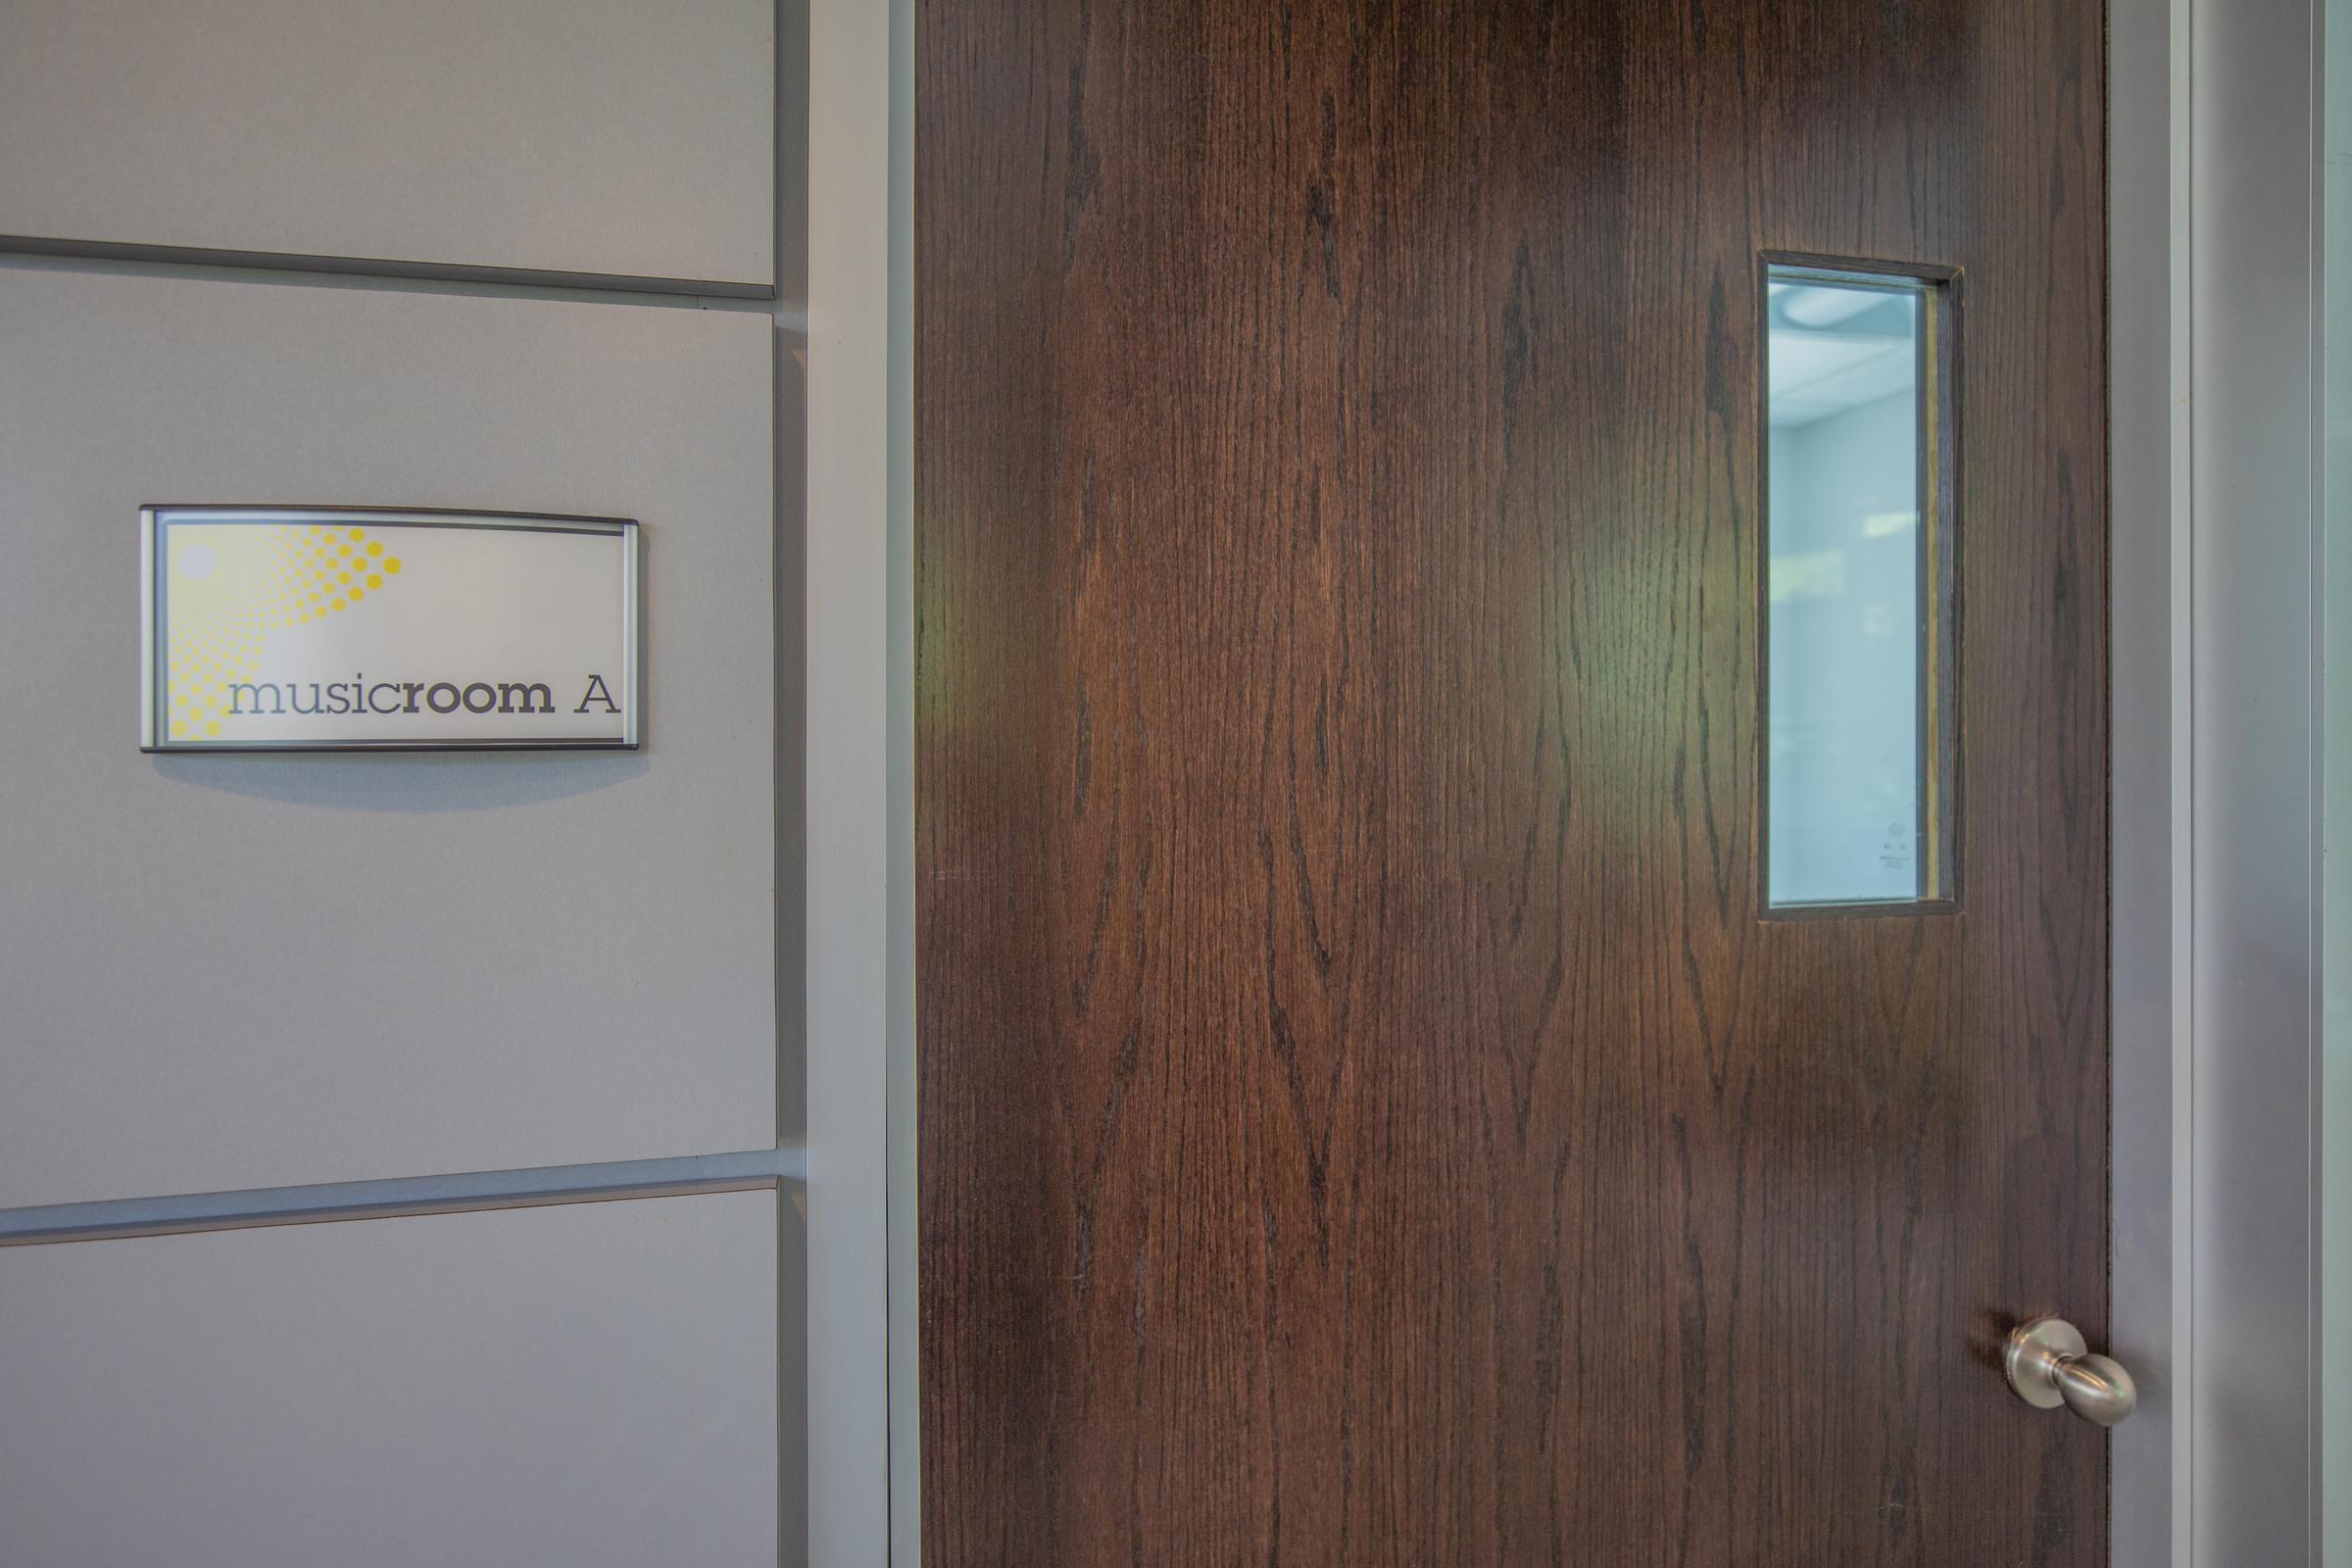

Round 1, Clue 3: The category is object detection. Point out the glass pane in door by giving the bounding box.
[1764,264,1954,909]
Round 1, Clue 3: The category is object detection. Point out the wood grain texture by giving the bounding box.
[916,2,2108,1563]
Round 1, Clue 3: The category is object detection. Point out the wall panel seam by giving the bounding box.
[0,235,790,314]
[0,1147,809,1248]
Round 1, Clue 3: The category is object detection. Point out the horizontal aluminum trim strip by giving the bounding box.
[0,1147,808,1247]
[0,233,782,310]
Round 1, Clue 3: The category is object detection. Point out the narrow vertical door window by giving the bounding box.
[1763,262,1957,910]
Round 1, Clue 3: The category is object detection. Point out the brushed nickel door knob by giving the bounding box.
[2004,1317,2137,1426]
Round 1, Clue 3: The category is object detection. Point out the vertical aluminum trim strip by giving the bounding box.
[623,519,644,749]
[136,508,158,749]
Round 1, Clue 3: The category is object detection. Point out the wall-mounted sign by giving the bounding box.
[139,506,641,752]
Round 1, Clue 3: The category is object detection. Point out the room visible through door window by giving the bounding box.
[1763,261,1957,911]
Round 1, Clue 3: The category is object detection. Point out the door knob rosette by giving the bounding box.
[2004,1317,2136,1427]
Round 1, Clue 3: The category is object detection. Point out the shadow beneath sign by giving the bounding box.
[151,750,650,811]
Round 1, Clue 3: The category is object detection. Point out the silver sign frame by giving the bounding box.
[138,505,643,753]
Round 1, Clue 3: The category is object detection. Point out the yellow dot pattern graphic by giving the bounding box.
[165,523,405,739]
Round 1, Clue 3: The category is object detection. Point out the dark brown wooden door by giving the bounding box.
[915,1,2107,1563]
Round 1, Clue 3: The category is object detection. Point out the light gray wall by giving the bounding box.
[0,1192,781,1568]
[0,268,776,1205]
[0,0,775,287]
[0,2,804,1561]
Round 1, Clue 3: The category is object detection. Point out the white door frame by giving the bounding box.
[2113,0,2333,1560]
[2108,0,2189,1562]
[803,0,910,1564]
[2107,0,2191,1551]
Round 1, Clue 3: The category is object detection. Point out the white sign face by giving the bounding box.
[139,507,640,752]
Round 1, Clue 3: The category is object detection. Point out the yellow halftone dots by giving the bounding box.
[165,518,409,738]
[384,558,402,574]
